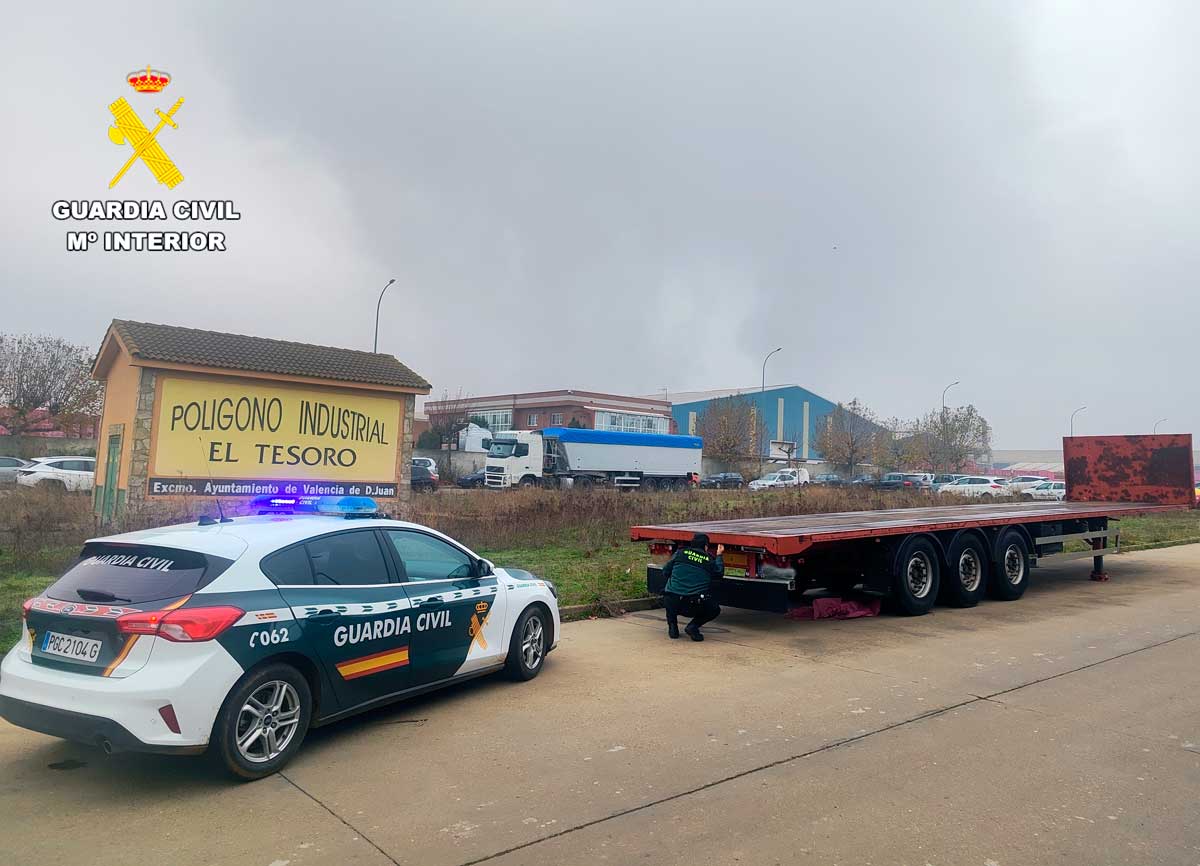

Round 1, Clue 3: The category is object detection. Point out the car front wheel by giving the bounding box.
[505,606,548,681]
[213,663,312,781]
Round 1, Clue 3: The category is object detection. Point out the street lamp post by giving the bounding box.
[938,381,959,473]
[761,347,782,393]
[941,380,959,413]
[373,278,396,353]
[1070,406,1087,437]
[1153,418,1168,434]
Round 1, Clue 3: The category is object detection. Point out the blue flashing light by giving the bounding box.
[316,496,379,515]
[250,495,379,516]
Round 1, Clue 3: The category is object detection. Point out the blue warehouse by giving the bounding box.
[665,385,845,461]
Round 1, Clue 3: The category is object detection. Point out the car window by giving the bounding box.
[385,530,475,582]
[305,531,391,586]
[47,543,232,604]
[261,544,315,585]
[67,460,92,471]
[0,457,18,467]
[41,460,67,470]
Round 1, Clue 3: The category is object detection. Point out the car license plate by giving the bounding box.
[40,631,103,662]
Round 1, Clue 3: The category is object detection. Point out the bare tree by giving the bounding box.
[815,398,879,477]
[696,396,760,467]
[909,404,993,472]
[424,388,473,447]
[0,334,103,436]
[868,417,916,473]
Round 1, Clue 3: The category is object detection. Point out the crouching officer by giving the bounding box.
[662,533,724,641]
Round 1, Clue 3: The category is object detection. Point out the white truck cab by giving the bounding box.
[485,431,544,488]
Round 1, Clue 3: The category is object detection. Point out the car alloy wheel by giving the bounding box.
[521,615,545,670]
[235,680,302,763]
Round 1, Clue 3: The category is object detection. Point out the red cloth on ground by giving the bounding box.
[785,597,881,620]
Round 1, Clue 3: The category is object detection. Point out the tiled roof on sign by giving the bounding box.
[109,320,430,391]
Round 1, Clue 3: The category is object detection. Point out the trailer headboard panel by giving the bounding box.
[1063,434,1195,505]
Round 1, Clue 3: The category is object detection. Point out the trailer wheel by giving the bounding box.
[890,536,940,616]
[989,530,1030,601]
[940,533,988,607]
[574,476,593,490]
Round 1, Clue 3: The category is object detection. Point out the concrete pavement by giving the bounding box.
[2,545,1198,865]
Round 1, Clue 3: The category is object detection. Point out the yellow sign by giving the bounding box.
[152,377,401,484]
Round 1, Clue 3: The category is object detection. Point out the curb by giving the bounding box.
[560,596,661,620]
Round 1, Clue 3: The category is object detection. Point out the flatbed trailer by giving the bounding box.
[631,435,1196,615]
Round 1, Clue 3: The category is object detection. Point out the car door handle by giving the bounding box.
[418,597,445,607]
[308,609,341,623]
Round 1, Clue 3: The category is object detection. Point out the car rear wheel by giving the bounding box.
[505,606,548,681]
[213,663,312,781]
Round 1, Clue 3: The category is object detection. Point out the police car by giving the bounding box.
[0,496,559,779]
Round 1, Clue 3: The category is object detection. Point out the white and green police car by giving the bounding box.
[0,496,559,779]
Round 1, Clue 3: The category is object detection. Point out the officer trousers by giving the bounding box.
[662,591,721,630]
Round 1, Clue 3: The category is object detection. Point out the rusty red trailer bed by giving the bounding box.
[630,500,1187,556]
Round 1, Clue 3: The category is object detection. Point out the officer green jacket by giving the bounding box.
[663,546,724,596]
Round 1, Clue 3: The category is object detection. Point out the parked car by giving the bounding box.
[877,472,931,491]
[811,473,844,486]
[457,468,487,489]
[411,463,439,492]
[16,457,96,492]
[700,472,744,489]
[412,457,439,485]
[938,475,1008,498]
[1024,480,1066,501]
[1005,475,1051,493]
[932,473,967,492]
[850,474,876,485]
[748,467,809,490]
[0,456,32,483]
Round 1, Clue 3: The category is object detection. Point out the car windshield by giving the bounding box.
[487,440,516,458]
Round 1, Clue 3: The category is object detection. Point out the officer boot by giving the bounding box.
[667,616,680,639]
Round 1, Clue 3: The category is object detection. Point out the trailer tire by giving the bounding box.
[890,536,940,616]
[574,476,593,490]
[989,530,1030,601]
[940,533,988,607]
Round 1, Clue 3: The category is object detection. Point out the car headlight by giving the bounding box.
[544,579,557,598]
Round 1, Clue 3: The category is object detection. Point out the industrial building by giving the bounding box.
[424,390,673,436]
[664,384,847,461]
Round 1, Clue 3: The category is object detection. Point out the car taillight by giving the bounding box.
[990,484,1002,489]
[118,605,243,642]
[903,481,912,486]
[22,598,35,616]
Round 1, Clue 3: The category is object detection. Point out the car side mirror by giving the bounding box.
[477,558,494,576]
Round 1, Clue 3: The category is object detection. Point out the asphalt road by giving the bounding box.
[3,545,1199,866]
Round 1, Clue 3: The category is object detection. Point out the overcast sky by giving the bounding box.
[2,2,1196,447]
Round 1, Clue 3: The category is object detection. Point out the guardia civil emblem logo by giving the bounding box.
[107,66,185,189]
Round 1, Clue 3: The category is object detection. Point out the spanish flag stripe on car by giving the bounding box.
[336,647,410,680]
